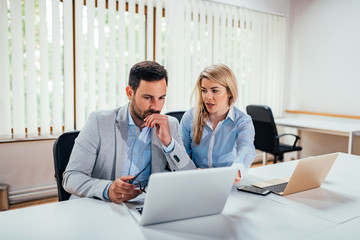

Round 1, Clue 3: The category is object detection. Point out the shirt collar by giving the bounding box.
[206,106,235,122]
[226,106,236,122]
[128,108,151,143]
[205,106,235,129]
[128,108,135,126]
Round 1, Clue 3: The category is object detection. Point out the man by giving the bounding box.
[63,61,196,203]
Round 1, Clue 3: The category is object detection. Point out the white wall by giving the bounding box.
[0,140,57,203]
[286,0,360,116]
[285,0,360,158]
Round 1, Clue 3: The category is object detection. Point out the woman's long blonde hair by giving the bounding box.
[192,64,238,145]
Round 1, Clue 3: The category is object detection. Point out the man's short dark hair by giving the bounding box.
[128,61,168,93]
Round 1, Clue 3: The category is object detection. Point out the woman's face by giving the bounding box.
[201,78,230,115]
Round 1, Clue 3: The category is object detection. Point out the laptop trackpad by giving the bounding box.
[124,194,146,210]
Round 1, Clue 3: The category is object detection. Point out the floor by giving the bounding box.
[9,196,58,210]
[7,160,274,211]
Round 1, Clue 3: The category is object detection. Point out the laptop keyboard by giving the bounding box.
[264,182,288,193]
[136,207,143,215]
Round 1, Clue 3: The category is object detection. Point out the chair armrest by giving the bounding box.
[276,133,301,148]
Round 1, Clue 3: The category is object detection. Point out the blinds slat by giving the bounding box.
[155,0,162,64]
[0,0,11,139]
[25,0,38,137]
[199,0,206,70]
[63,0,74,131]
[146,0,154,61]
[219,6,226,63]
[97,0,106,109]
[277,18,287,116]
[225,6,232,66]
[191,0,198,81]
[272,16,279,114]
[52,0,62,135]
[232,9,238,74]
[166,0,184,111]
[163,0,168,69]
[269,15,275,108]
[75,0,84,129]
[165,0,173,111]
[184,0,192,107]
[229,9,236,70]
[206,2,213,66]
[118,0,126,106]
[39,0,50,135]
[233,9,241,107]
[175,1,185,110]
[260,14,267,104]
[86,0,96,115]
[108,0,116,108]
[241,9,251,107]
[138,0,145,61]
[128,0,135,66]
[212,4,219,63]
[11,0,25,138]
[250,11,259,105]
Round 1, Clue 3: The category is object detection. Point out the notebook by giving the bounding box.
[124,166,237,226]
[251,153,338,196]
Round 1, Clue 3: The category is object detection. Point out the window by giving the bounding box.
[0,0,287,140]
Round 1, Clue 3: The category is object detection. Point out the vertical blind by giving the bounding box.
[74,0,154,130]
[1,0,67,139]
[0,0,287,140]
[165,0,287,117]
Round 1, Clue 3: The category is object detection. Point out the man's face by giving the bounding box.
[126,79,167,124]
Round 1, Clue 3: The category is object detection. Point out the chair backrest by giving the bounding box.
[53,131,80,201]
[246,105,279,154]
[165,111,185,123]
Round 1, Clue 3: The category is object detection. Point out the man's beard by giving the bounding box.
[130,99,160,122]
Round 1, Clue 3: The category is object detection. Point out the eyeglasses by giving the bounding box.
[127,161,151,193]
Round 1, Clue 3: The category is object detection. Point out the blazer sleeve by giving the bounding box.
[62,112,112,200]
[163,117,196,171]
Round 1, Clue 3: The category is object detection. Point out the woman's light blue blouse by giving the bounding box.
[180,107,256,176]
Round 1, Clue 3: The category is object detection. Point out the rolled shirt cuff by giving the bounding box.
[103,182,112,201]
[162,137,175,153]
[232,163,247,178]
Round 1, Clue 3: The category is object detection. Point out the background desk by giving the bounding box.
[276,117,360,154]
[1,153,359,240]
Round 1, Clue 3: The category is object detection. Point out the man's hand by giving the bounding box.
[144,114,171,146]
[108,175,142,203]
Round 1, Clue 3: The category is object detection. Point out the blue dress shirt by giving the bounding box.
[103,110,175,200]
[180,106,256,176]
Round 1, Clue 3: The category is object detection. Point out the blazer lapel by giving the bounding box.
[114,103,129,178]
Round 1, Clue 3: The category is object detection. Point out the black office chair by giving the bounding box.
[246,105,302,164]
[165,111,185,123]
[53,130,80,201]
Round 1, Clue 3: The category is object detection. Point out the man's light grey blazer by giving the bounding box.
[63,103,196,200]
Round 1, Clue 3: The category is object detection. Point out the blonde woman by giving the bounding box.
[180,64,256,183]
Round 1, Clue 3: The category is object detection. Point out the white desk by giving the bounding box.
[276,117,360,154]
[0,190,334,240]
[243,153,360,224]
[302,217,360,240]
[1,153,359,240]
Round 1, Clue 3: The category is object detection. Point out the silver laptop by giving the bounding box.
[124,167,237,226]
[252,153,338,196]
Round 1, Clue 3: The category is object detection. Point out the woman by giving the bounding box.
[180,64,256,182]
